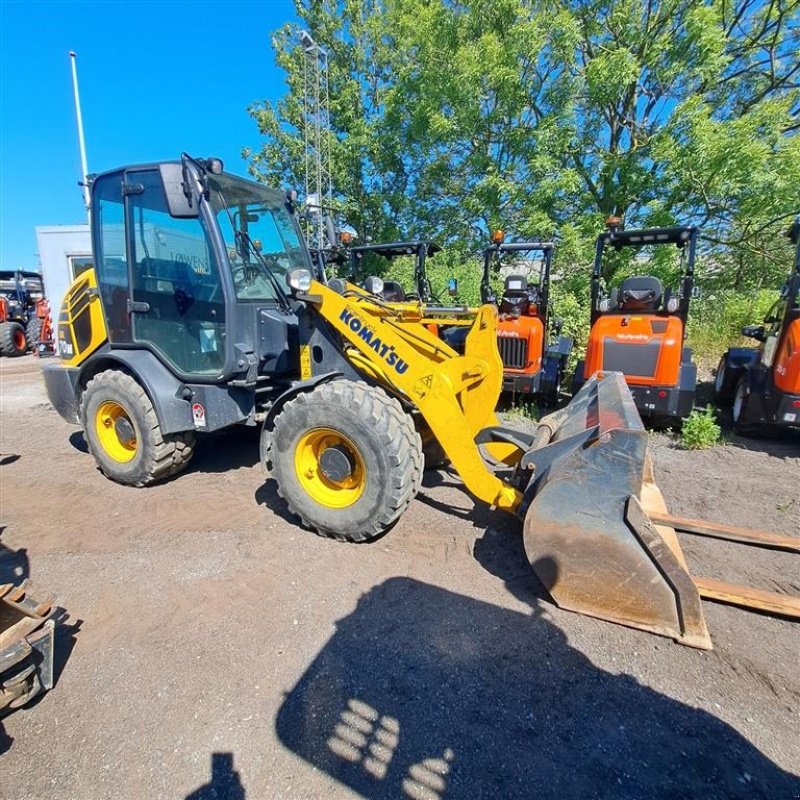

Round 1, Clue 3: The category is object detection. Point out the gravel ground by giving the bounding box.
[1,355,798,800]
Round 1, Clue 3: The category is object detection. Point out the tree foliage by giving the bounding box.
[245,0,799,288]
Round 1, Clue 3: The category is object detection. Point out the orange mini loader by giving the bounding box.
[572,220,698,425]
[482,235,572,403]
[714,217,800,434]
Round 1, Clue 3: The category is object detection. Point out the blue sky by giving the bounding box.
[0,0,298,269]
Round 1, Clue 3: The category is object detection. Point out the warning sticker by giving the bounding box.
[192,403,207,428]
[413,373,434,398]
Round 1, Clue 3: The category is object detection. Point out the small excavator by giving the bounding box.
[572,219,698,426]
[42,155,798,648]
[714,217,800,434]
[481,232,572,403]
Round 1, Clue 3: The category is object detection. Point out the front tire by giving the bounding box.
[0,322,27,357]
[80,370,195,486]
[267,380,423,542]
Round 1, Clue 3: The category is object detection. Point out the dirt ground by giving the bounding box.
[1,355,798,800]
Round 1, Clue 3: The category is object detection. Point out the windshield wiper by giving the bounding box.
[236,229,293,312]
[213,185,293,312]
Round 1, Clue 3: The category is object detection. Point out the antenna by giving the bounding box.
[299,30,333,253]
[69,51,91,224]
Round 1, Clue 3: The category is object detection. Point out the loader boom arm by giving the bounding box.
[301,280,523,512]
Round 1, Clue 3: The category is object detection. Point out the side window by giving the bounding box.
[128,170,226,376]
[93,173,130,343]
[68,255,94,280]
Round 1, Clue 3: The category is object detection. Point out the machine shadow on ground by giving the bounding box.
[275,577,799,800]
[0,527,30,586]
[185,752,246,800]
[70,426,263,474]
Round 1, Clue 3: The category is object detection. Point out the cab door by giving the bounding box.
[125,168,227,378]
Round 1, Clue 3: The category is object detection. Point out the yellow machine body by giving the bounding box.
[56,268,108,367]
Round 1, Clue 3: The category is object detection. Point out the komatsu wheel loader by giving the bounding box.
[714,217,800,434]
[43,155,798,649]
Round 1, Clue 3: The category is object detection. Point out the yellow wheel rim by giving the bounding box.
[95,400,138,463]
[294,427,366,509]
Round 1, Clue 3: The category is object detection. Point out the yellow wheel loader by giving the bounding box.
[44,155,798,649]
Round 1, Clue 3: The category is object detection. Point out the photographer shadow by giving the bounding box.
[275,576,798,799]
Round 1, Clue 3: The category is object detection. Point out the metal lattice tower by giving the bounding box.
[299,29,333,253]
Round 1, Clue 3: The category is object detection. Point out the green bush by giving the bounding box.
[548,284,591,374]
[680,406,722,450]
[686,289,778,365]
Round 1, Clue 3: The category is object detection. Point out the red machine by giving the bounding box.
[714,217,800,434]
[572,221,698,425]
[0,270,50,356]
[34,298,55,356]
[482,234,572,403]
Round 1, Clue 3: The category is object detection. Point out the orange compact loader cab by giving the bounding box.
[572,221,698,426]
[481,234,572,403]
[714,217,800,434]
[347,241,440,302]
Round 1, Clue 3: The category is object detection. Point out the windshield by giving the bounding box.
[208,174,308,301]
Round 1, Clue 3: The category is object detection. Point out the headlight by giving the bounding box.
[286,268,312,292]
[363,276,384,296]
[666,296,679,313]
[598,298,611,313]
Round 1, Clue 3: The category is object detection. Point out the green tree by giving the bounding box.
[244,0,799,287]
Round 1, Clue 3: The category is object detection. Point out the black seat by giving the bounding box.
[499,275,538,316]
[381,281,406,302]
[617,275,663,312]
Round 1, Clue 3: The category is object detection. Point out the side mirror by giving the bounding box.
[447,278,458,297]
[741,324,766,342]
[159,163,199,219]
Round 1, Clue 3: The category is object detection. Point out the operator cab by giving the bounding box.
[348,241,441,302]
[482,233,572,402]
[575,220,699,424]
[55,154,313,394]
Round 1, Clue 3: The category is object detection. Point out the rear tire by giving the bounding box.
[541,358,564,407]
[713,355,736,406]
[25,317,42,352]
[0,322,27,357]
[732,373,761,437]
[267,380,423,542]
[80,370,196,486]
